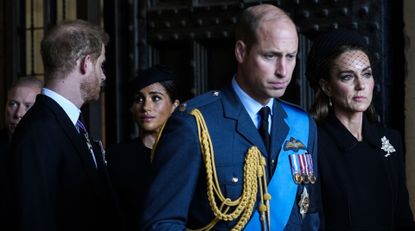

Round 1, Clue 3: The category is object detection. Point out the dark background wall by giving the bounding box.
[0,0,406,147]
[103,0,405,146]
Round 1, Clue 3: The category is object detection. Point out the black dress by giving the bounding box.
[106,138,152,231]
[318,114,415,230]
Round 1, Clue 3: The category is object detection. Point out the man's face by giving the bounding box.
[81,45,106,102]
[5,85,41,136]
[235,19,298,105]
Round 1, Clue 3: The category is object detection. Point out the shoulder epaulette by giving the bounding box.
[178,90,222,113]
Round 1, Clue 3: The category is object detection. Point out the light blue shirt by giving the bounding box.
[42,88,81,128]
[231,77,273,133]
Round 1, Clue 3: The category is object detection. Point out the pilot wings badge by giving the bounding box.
[284,137,306,152]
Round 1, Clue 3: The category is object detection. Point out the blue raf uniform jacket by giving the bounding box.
[142,86,320,230]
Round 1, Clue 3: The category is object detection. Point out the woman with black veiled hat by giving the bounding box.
[306,29,415,230]
[106,65,180,231]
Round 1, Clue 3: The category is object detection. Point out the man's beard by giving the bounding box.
[81,74,101,103]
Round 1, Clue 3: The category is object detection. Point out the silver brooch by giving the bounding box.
[381,136,396,157]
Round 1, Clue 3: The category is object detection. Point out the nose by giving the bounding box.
[14,105,26,119]
[275,58,287,77]
[355,76,366,90]
[142,98,152,111]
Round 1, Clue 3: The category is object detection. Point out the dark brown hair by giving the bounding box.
[41,20,109,80]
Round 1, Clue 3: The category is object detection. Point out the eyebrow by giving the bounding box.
[361,66,372,72]
[266,50,298,56]
[149,91,166,96]
[337,65,372,74]
[137,90,166,96]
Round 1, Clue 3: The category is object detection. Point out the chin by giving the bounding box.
[89,93,100,101]
[142,127,157,133]
[270,92,285,99]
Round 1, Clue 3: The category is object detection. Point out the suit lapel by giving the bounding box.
[222,87,268,155]
[37,95,104,195]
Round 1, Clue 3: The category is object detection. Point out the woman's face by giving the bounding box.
[131,82,178,133]
[322,50,374,116]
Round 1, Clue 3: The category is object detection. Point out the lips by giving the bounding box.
[270,81,287,89]
[353,96,367,102]
[140,116,155,122]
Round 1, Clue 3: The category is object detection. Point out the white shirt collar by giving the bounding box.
[42,88,81,126]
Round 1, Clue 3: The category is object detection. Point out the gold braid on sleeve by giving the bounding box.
[188,109,270,231]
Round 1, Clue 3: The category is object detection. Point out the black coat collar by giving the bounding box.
[321,113,383,152]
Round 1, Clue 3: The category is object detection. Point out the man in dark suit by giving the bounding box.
[142,4,320,231]
[10,20,122,231]
[1,76,43,167]
[0,76,42,229]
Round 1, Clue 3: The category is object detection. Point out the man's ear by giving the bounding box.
[235,40,247,63]
[319,79,332,96]
[79,55,91,75]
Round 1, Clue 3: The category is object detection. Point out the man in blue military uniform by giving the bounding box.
[142,4,320,231]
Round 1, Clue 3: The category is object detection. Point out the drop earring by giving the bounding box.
[329,97,332,107]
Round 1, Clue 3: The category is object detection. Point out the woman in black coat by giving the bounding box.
[106,65,180,231]
[306,29,415,230]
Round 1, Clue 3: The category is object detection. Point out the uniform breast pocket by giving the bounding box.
[215,165,244,201]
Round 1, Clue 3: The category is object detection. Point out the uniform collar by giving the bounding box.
[231,77,274,128]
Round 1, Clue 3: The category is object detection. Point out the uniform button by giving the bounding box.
[231,177,239,183]
[271,160,275,165]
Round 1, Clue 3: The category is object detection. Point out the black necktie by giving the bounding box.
[258,106,270,152]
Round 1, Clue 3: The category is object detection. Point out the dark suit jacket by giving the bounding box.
[0,129,10,181]
[0,129,12,229]
[318,114,415,230]
[142,86,320,230]
[10,94,122,231]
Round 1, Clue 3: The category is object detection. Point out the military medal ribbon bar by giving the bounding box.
[289,154,302,184]
[305,153,316,184]
[289,153,316,185]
